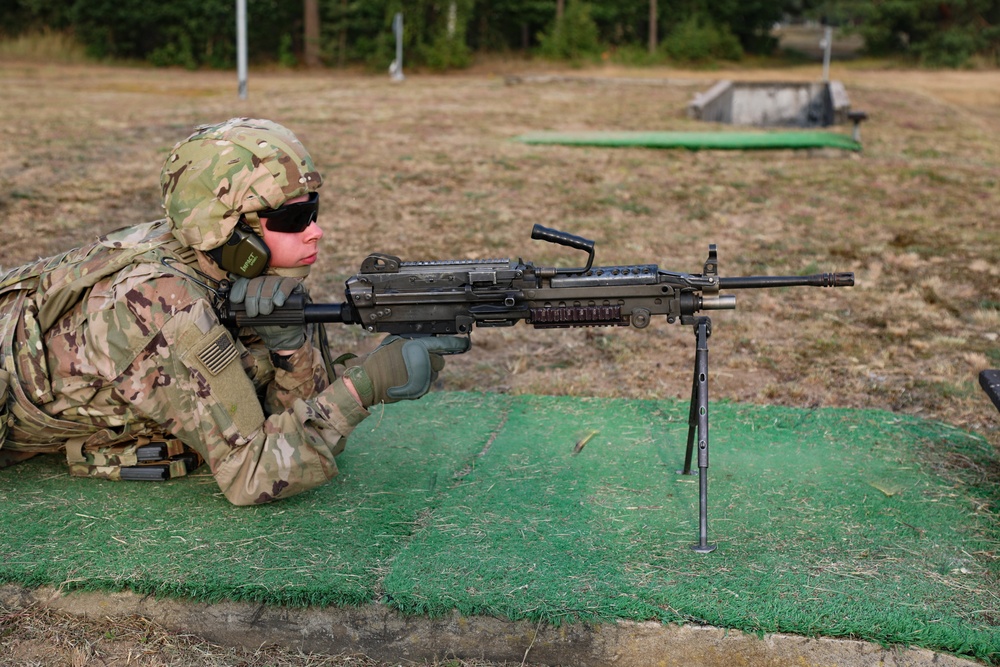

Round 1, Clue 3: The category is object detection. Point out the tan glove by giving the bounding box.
[346,335,470,407]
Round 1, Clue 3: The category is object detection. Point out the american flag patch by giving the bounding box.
[197,333,238,375]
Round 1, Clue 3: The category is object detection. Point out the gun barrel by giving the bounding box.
[303,303,352,324]
[222,297,354,328]
[719,273,854,290]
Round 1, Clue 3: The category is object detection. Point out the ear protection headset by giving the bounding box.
[208,219,270,278]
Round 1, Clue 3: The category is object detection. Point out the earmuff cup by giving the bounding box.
[208,221,271,278]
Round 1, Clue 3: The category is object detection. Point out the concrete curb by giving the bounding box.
[0,585,982,666]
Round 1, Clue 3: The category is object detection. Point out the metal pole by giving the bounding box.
[390,12,405,82]
[821,25,832,83]
[236,0,248,99]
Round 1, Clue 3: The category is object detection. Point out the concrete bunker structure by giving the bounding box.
[688,80,853,128]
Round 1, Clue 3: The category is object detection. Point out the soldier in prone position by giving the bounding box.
[0,118,468,504]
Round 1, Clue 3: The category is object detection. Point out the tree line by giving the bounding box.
[1,0,997,69]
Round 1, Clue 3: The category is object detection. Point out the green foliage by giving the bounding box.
[916,26,982,67]
[586,0,652,46]
[69,0,235,64]
[852,0,1000,67]
[420,0,473,70]
[278,33,298,68]
[322,0,392,68]
[147,31,199,70]
[537,0,603,62]
[725,0,783,54]
[423,31,472,70]
[0,0,73,35]
[0,0,295,67]
[661,14,743,63]
[0,0,997,69]
[608,43,670,66]
[856,0,924,54]
[466,0,568,51]
[343,0,474,71]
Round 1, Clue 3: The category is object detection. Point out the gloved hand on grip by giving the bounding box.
[228,276,307,352]
[229,275,302,317]
[254,323,307,353]
[349,335,471,407]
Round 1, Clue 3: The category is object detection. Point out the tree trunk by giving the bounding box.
[556,0,565,22]
[304,0,321,68]
[648,0,658,53]
[338,0,347,67]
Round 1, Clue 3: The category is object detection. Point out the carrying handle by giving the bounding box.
[530,224,595,274]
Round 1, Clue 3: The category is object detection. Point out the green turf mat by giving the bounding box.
[513,131,862,151]
[0,394,996,662]
[385,397,999,662]
[0,393,509,607]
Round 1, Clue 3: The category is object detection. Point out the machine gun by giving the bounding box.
[222,225,854,552]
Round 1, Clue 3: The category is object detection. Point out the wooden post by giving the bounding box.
[304,0,321,68]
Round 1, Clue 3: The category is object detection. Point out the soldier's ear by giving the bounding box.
[208,221,270,278]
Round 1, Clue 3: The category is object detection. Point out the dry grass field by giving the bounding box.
[1,57,998,665]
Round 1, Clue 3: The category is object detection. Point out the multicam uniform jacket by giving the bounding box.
[0,220,369,505]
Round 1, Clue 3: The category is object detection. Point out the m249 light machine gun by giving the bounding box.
[223,225,855,552]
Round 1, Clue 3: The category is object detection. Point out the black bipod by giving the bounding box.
[678,316,716,553]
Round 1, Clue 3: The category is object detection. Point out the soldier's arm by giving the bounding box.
[99,287,370,505]
[244,336,330,415]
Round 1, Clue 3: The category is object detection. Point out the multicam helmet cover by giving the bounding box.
[161,118,323,251]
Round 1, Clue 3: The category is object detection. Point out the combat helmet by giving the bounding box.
[161,117,323,252]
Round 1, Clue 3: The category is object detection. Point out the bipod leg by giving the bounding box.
[690,317,716,554]
[678,335,700,476]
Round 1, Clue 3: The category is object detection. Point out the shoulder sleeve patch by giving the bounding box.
[180,322,264,439]
[198,333,239,375]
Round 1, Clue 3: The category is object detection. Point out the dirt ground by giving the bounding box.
[0,55,998,666]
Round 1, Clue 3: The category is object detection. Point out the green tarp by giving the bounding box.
[513,131,862,151]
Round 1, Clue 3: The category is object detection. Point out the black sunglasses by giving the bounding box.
[259,191,319,233]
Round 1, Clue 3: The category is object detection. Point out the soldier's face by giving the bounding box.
[259,194,324,268]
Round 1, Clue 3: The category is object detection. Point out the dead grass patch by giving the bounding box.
[1,600,493,667]
[1,61,996,437]
[0,59,998,666]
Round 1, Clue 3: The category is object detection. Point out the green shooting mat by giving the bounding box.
[0,393,995,662]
